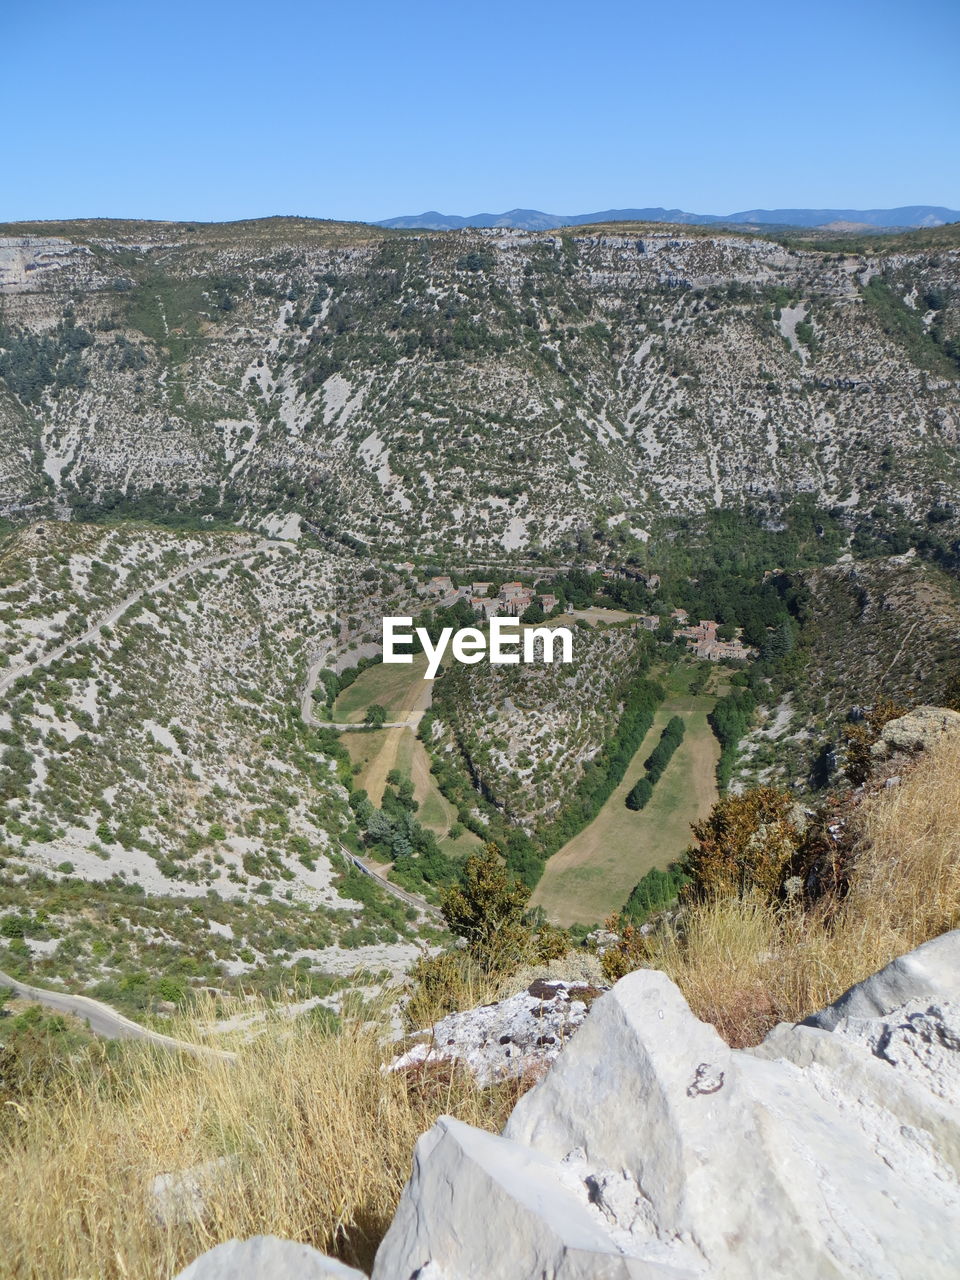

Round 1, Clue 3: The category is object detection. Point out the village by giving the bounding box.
[409,569,755,663]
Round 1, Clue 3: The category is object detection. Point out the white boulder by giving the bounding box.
[372,1115,693,1279]
[870,705,960,759]
[376,961,960,1279]
[389,979,603,1086]
[173,1235,367,1279]
[802,928,960,1029]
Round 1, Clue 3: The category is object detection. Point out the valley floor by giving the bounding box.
[337,658,482,861]
[531,671,721,926]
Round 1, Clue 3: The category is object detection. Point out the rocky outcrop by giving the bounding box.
[802,928,960,1029]
[174,934,960,1279]
[150,1156,236,1228]
[375,936,960,1279]
[870,705,960,760]
[388,979,605,1087]
[174,1235,367,1279]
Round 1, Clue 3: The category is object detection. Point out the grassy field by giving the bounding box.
[337,656,480,858]
[531,664,723,927]
[567,606,641,626]
[332,654,430,723]
[344,729,480,858]
[394,732,482,857]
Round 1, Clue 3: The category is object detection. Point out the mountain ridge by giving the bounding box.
[378,204,960,231]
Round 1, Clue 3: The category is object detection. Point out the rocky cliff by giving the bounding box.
[1,219,959,559]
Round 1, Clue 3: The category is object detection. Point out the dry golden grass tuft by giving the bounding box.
[637,731,960,1046]
[0,1000,522,1280]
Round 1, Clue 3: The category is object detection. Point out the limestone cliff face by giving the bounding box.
[1,220,959,557]
[376,937,960,1278]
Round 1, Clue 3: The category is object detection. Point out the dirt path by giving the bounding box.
[357,675,429,802]
[408,733,453,828]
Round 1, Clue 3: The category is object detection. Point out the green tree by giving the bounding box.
[625,777,653,810]
[441,843,531,973]
[364,703,388,727]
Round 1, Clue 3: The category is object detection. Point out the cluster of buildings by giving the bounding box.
[417,576,558,619]
[637,608,754,662]
[413,573,753,662]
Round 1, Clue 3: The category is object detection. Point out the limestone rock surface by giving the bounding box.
[389,979,603,1086]
[376,947,960,1279]
[173,1235,367,1279]
[802,928,960,1028]
[870,704,960,759]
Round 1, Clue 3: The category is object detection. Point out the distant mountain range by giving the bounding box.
[377,205,960,232]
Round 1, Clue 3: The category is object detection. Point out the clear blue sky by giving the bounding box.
[4,0,959,223]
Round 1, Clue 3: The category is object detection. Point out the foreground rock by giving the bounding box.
[174,1235,367,1278]
[389,979,604,1086]
[375,934,960,1278]
[173,934,960,1278]
[803,928,960,1030]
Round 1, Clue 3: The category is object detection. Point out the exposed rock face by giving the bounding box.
[173,1235,367,1279]
[2,219,959,557]
[389,979,605,1087]
[375,1117,680,1279]
[375,940,960,1279]
[803,929,960,1029]
[870,705,960,760]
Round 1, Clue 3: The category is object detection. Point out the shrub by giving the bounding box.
[643,715,684,784]
[684,787,803,901]
[625,777,653,810]
[441,844,531,974]
[709,690,756,789]
[622,863,689,922]
[839,698,906,786]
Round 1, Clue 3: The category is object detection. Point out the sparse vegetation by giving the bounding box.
[0,997,523,1279]
[603,729,960,1046]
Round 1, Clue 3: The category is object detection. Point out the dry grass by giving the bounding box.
[0,1000,521,1280]
[641,733,960,1046]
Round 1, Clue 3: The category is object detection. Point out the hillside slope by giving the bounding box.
[1,219,959,558]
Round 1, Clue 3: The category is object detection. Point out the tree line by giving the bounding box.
[625,715,685,810]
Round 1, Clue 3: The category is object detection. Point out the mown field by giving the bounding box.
[332,654,430,723]
[531,663,723,926]
[337,657,481,859]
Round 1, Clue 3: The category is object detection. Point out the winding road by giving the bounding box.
[0,967,236,1061]
[341,846,441,919]
[299,650,428,732]
[0,538,440,1044]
